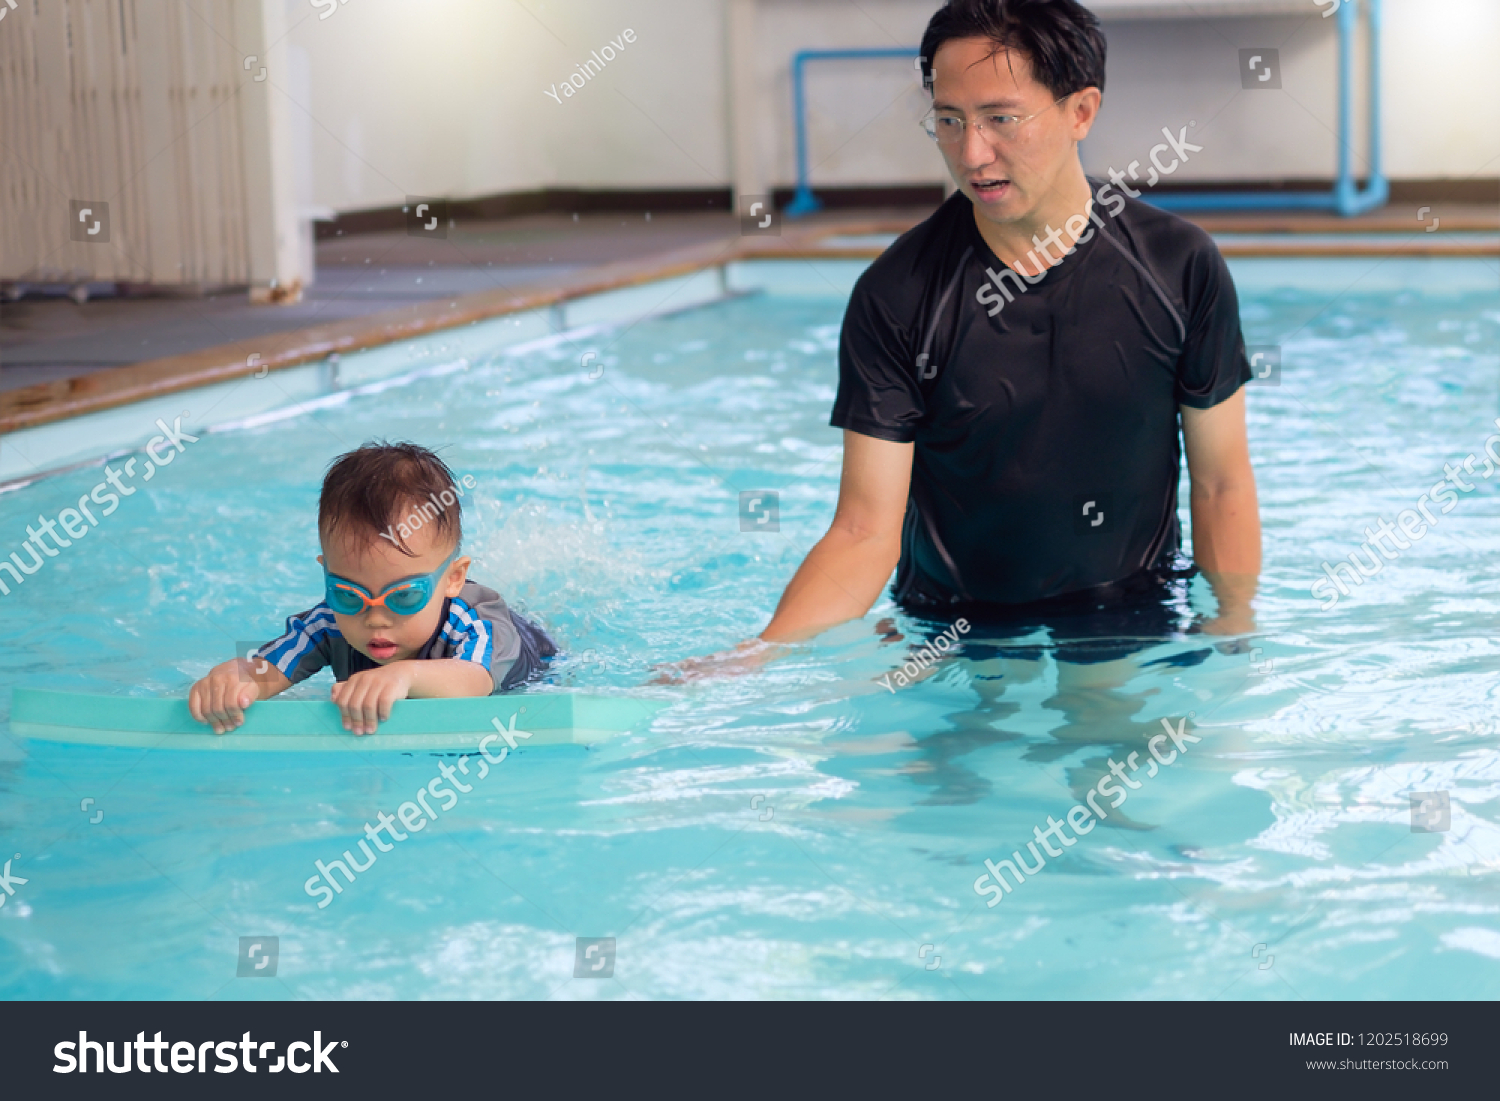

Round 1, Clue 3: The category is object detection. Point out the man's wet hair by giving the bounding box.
[319,440,462,557]
[919,0,1107,100]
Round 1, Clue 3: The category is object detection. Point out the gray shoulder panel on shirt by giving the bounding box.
[425,579,522,690]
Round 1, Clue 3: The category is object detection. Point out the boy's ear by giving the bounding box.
[316,555,324,567]
[446,555,471,596]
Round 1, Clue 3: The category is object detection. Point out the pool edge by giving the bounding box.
[4,226,1496,485]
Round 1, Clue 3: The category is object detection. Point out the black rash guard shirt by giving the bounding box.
[830,180,1251,609]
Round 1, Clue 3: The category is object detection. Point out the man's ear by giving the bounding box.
[317,554,325,567]
[1070,87,1101,141]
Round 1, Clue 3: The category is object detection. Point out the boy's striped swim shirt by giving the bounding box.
[255,580,556,694]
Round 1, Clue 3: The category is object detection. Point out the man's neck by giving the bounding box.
[972,163,1095,276]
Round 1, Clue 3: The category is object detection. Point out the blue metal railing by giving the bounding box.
[785,48,921,216]
[1148,0,1385,215]
[784,0,1386,218]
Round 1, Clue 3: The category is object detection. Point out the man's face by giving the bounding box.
[929,37,1093,227]
[318,518,469,665]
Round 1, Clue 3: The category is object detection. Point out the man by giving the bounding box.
[677,0,1258,680]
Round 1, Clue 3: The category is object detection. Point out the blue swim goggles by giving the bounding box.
[323,549,458,617]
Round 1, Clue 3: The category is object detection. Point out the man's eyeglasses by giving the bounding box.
[921,95,1070,146]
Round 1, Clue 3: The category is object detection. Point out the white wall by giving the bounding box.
[285,0,1498,215]
[1086,1,1500,184]
[286,0,726,210]
[1085,14,1345,183]
[752,0,940,190]
[1380,0,1499,180]
[534,0,730,188]
[287,0,548,210]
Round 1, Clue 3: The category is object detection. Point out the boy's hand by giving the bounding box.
[332,664,414,735]
[190,659,266,734]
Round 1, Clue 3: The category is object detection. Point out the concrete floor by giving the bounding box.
[3,200,1496,394]
[0,211,738,392]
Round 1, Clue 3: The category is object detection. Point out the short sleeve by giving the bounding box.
[257,604,337,684]
[829,268,925,442]
[1175,244,1251,409]
[440,589,521,693]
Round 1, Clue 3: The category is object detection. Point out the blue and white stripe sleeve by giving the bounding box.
[442,598,495,672]
[256,603,338,684]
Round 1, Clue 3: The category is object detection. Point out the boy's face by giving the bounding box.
[318,518,470,665]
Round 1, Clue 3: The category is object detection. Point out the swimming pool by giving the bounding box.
[2,257,1497,999]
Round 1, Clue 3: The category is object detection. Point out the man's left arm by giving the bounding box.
[1181,387,1261,635]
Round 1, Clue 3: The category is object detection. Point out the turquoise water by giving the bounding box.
[2,259,1499,999]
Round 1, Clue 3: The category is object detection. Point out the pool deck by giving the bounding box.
[2,200,1497,441]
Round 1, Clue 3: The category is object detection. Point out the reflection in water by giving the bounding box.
[899,617,1218,820]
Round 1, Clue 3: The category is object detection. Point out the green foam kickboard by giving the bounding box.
[9,688,664,752]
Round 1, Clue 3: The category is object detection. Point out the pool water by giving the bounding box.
[2,259,1498,999]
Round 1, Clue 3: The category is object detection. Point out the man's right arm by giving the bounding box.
[760,430,914,643]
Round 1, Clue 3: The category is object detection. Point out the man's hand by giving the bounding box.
[189,657,290,734]
[650,639,781,685]
[332,663,414,735]
[1197,577,1258,636]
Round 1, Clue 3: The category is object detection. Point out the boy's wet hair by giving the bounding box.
[919,0,1107,100]
[319,441,462,557]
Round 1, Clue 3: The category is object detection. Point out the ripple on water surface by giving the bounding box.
[1,266,1498,998]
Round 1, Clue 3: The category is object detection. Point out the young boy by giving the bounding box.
[190,442,556,735]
